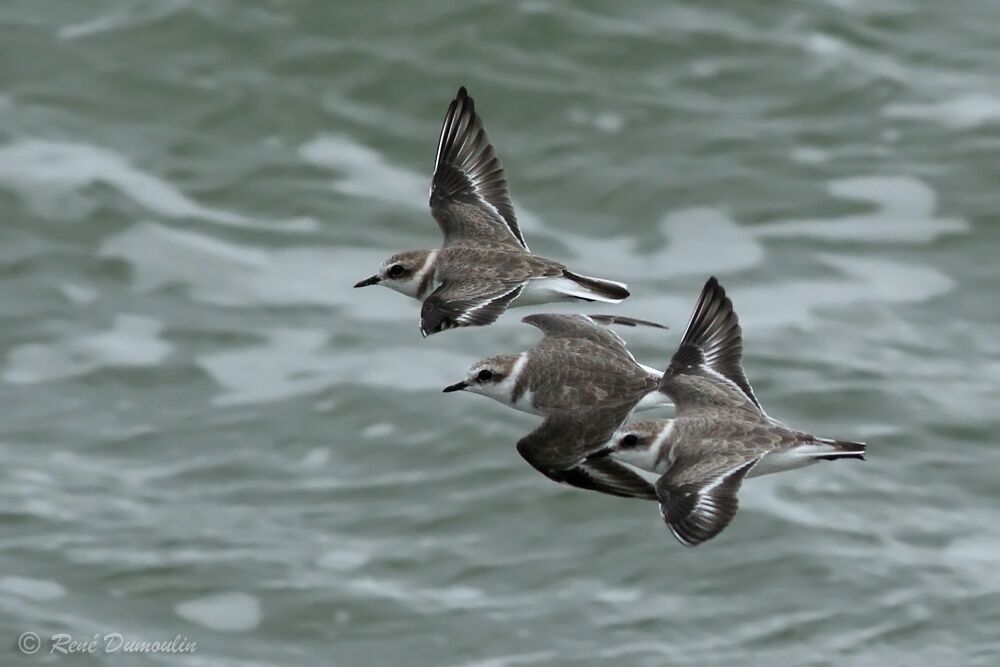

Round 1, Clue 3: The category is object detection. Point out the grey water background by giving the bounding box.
[1,1,999,665]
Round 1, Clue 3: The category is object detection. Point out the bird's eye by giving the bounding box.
[477,369,494,382]
[387,264,405,278]
[621,434,638,447]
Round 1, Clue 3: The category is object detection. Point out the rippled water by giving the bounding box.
[2,1,999,665]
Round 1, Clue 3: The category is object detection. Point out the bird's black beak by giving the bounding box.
[354,275,380,288]
[442,381,468,393]
[585,447,613,462]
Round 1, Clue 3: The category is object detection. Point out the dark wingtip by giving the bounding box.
[454,86,473,113]
[698,277,726,312]
[562,270,630,302]
[818,453,866,462]
[815,439,866,462]
[587,314,669,330]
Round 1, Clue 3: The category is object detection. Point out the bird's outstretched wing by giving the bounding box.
[430,87,527,250]
[658,277,763,415]
[516,407,658,500]
[522,313,666,364]
[656,456,759,547]
[420,282,524,336]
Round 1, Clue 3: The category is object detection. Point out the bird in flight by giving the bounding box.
[443,313,670,499]
[354,87,631,336]
[587,277,866,547]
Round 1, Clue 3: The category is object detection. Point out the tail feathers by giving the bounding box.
[813,437,866,462]
[562,270,630,302]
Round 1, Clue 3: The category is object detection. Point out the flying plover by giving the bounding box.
[354,87,631,336]
[442,313,671,499]
[587,277,866,547]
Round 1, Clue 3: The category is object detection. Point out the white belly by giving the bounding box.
[748,444,829,478]
[515,277,595,306]
[634,389,672,412]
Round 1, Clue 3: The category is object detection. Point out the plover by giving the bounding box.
[354,87,631,336]
[587,277,866,547]
[442,313,671,499]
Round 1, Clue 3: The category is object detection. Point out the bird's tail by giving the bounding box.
[561,270,630,303]
[812,437,867,461]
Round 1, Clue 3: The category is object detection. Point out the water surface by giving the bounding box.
[1,1,999,665]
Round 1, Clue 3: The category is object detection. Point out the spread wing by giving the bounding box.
[521,313,667,364]
[516,408,657,500]
[658,277,763,416]
[429,87,527,250]
[656,456,759,547]
[420,282,524,336]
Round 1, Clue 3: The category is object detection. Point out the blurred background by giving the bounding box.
[1,1,998,665]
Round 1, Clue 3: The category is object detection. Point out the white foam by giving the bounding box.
[816,254,955,303]
[4,314,171,385]
[884,93,1000,129]
[60,283,98,305]
[198,329,466,405]
[456,652,559,667]
[791,30,907,83]
[0,576,67,601]
[174,593,261,632]
[789,147,830,164]
[567,109,624,133]
[299,134,427,209]
[569,207,764,282]
[654,208,764,275]
[299,448,331,468]
[688,60,722,79]
[0,139,312,231]
[101,222,385,309]
[317,549,369,571]
[943,534,1000,590]
[755,176,969,243]
[58,14,124,39]
[349,576,488,612]
[197,329,336,406]
[729,257,954,332]
[804,32,846,56]
[362,423,396,439]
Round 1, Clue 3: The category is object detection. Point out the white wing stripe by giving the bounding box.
[455,285,523,324]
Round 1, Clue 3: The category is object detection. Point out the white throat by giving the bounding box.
[468,353,537,414]
[385,250,439,300]
[611,421,675,473]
